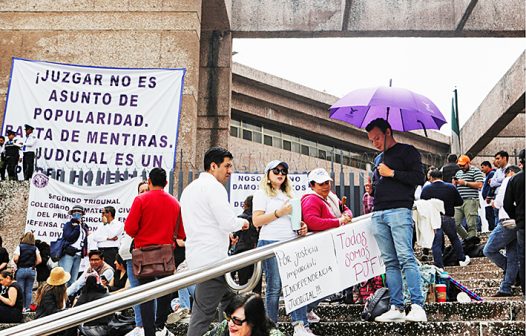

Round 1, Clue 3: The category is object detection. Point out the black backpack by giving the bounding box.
[361,287,390,321]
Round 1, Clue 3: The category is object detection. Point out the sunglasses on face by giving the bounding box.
[224,312,246,326]
[271,168,288,175]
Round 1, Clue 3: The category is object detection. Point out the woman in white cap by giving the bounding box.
[35,267,70,319]
[253,160,314,336]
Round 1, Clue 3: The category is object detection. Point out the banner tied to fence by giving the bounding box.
[26,172,140,243]
[275,217,385,313]
[2,58,186,181]
[229,173,309,215]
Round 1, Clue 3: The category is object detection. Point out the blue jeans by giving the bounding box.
[59,254,81,287]
[178,285,195,309]
[126,260,143,327]
[432,216,466,269]
[483,223,519,294]
[371,208,424,308]
[517,228,525,295]
[16,267,35,309]
[257,240,308,327]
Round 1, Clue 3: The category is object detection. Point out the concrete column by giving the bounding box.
[196,29,233,168]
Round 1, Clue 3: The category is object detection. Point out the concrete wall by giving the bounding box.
[231,0,525,37]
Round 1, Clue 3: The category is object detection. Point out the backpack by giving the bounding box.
[361,287,390,321]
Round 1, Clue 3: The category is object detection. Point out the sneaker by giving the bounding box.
[492,291,513,297]
[305,327,318,335]
[155,327,174,336]
[374,305,406,322]
[459,255,471,267]
[405,304,427,322]
[125,327,145,336]
[166,308,190,324]
[293,322,317,336]
[307,310,320,323]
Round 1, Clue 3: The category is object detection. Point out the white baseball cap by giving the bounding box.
[264,160,289,174]
[308,168,333,184]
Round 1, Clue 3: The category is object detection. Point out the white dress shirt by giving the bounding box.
[493,176,511,220]
[90,219,124,248]
[181,172,245,269]
[23,133,38,153]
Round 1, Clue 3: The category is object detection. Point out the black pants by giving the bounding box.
[237,264,262,294]
[23,151,35,180]
[484,206,496,231]
[5,156,18,181]
[0,159,5,180]
[138,275,172,336]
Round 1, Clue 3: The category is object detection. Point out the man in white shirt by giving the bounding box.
[181,147,248,336]
[90,206,124,268]
[22,124,38,180]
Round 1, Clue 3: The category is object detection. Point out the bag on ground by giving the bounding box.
[361,287,390,321]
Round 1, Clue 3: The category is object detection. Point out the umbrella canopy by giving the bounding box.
[329,86,447,133]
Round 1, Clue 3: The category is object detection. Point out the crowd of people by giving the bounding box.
[0,124,37,181]
[0,117,523,336]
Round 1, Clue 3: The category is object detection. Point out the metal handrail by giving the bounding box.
[1,214,372,336]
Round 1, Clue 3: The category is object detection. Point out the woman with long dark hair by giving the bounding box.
[0,270,23,323]
[205,293,283,336]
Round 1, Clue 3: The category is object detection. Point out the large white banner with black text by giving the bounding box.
[26,173,140,243]
[2,58,185,183]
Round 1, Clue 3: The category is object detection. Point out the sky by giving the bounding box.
[232,38,525,135]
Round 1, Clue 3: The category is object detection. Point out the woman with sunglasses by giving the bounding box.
[253,160,313,336]
[204,293,283,336]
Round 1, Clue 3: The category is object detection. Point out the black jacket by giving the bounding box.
[234,209,259,253]
[504,171,525,229]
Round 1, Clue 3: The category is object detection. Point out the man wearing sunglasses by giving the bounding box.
[452,155,484,241]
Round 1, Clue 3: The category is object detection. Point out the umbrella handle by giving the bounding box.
[416,120,428,137]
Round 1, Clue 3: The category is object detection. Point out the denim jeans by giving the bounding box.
[517,228,525,294]
[16,267,35,309]
[432,216,466,269]
[178,285,195,309]
[371,208,424,308]
[257,240,308,327]
[126,260,143,327]
[59,254,81,287]
[483,223,519,294]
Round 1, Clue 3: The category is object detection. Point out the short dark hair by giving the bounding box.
[89,250,104,259]
[481,161,492,168]
[204,147,233,171]
[519,149,525,165]
[429,169,443,179]
[505,165,521,175]
[0,136,4,141]
[365,118,392,134]
[1,270,13,279]
[149,168,167,187]
[243,195,253,210]
[224,294,274,336]
[495,150,509,160]
[103,206,116,218]
[447,154,458,163]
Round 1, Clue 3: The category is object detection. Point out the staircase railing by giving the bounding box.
[0,214,371,336]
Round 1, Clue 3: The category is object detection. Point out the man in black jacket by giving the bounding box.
[504,149,525,295]
[365,118,426,323]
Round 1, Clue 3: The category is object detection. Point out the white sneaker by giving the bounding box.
[405,304,427,322]
[125,327,145,336]
[459,255,471,267]
[307,310,320,323]
[155,327,174,336]
[293,322,317,336]
[374,305,406,322]
[166,308,189,325]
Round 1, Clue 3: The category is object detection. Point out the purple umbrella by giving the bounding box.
[329,86,447,135]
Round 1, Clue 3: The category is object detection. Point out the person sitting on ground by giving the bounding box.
[75,275,112,330]
[14,231,42,312]
[67,250,114,297]
[108,254,129,292]
[204,293,284,336]
[420,169,470,269]
[35,267,70,319]
[0,271,23,323]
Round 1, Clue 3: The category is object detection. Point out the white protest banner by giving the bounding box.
[332,217,385,287]
[26,172,140,243]
[2,58,185,183]
[274,232,340,313]
[229,173,309,215]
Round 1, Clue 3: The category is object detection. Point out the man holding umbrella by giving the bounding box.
[365,118,427,322]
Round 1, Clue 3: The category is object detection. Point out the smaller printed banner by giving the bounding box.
[26,173,140,243]
[229,173,309,215]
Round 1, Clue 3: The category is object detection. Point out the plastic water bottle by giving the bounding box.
[171,298,180,312]
[289,198,302,232]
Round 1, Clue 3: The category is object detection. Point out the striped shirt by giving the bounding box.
[455,166,484,200]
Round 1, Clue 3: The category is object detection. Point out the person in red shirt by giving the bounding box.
[125,168,184,336]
